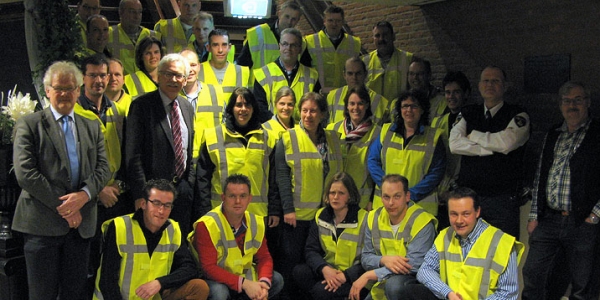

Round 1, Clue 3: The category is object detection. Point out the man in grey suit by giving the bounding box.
[12,60,110,300]
[125,53,196,237]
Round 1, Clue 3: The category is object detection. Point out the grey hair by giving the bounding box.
[43,61,83,89]
[158,53,190,78]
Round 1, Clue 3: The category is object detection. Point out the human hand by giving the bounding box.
[57,191,89,217]
[64,210,82,228]
[349,274,369,300]
[527,220,538,235]
[135,280,161,300]
[284,212,296,228]
[447,291,463,300]
[321,266,344,292]
[380,255,412,274]
[242,279,269,300]
[268,215,280,228]
[98,183,120,208]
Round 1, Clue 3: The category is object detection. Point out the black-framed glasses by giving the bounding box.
[159,71,186,81]
[146,199,174,210]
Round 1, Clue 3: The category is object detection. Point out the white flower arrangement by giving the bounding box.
[0,85,43,145]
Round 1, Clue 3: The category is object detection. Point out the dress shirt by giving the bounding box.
[417,219,519,300]
[159,89,189,168]
[360,202,436,281]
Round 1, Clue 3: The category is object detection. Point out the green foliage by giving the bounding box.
[33,1,85,95]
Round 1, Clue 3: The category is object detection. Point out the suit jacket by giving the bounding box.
[125,90,195,200]
[12,108,110,238]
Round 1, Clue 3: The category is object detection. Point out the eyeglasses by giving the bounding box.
[50,86,77,94]
[146,199,174,210]
[561,97,587,106]
[401,104,420,110]
[159,71,186,81]
[280,42,301,49]
[86,73,108,80]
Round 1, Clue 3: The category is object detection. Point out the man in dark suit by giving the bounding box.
[12,60,111,300]
[126,53,196,237]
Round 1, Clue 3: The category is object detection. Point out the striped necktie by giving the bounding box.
[171,100,185,179]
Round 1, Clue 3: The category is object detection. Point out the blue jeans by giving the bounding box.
[206,271,284,300]
[522,213,599,300]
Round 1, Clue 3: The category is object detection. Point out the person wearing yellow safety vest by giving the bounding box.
[124,37,163,98]
[237,0,302,79]
[402,187,524,300]
[327,86,380,210]
[349,174,437,300]
[106,0,161,75]
[363,21,412,102]
[367,90,446,216]
[191,174,284,300]
[196,88,279,223]
[190,12,236,63]
[76,0,101,47]
[105,58,132,115]
[275,92,344,300]
[154,0,200,54]
[253,28,320,123]
[198,29,250,104]
[430,71,470,229]
[179,49,225,164]
[262,86,296,135]
[328,57,390,126]
[76,55,132,292]
[84,15,113,59]
[408,58,448,125]
[301,5,361,95]
[293,172,370,300]
[95,179,209,300]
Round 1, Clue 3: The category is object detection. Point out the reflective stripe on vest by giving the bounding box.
[316,208,367,270]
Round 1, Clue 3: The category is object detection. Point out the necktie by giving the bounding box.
[485,110,492,128]
[185,27,193,40]
[62,116,79,190]
[171,100,185,179]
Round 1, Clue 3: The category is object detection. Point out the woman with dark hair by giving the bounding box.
[327,85,380,210]
[263,86,296,134]
[367,90,446,216]
[293,172,369,300]
[275,92,344,300]
[124,36,164,98]
[196,87,279,223]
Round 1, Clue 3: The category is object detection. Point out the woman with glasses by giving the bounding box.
[367,90,446,216]
[293,172,369,300]
[124,36,164,98]
[326,85,381,210]
[274,92,344,300]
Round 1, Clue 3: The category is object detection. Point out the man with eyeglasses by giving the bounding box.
[107,0,161,75]
[253,27,320,122]
[12,60,110,299]
[407,58,447,125]
[76,0,101,45]
[190,174,283,300]
[94,179,209,299]
[126,54,196,238]
[327,56,390,125]
[522,81,600,300]
[301,5,361,95]
[349,174,436,300]
[449,66,530,240]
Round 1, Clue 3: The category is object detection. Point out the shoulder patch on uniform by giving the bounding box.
[453,113,463,127]
[514,116,527,127]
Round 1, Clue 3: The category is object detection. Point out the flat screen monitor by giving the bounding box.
[224,0,272,19]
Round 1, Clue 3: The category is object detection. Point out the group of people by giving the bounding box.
[11,0,600,299]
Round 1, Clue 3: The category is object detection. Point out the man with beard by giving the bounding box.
[522,81,600,300]
[363,21,413,102]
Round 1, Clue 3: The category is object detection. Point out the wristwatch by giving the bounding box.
[590,214,599,224]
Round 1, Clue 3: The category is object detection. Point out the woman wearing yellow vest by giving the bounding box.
[326,86,381,210]
[293,172,370,300]
[262,86,296,135]
[274,92,344,300]
[124,37,163,99]
[367,90,446,216]
[196,87,279,221]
